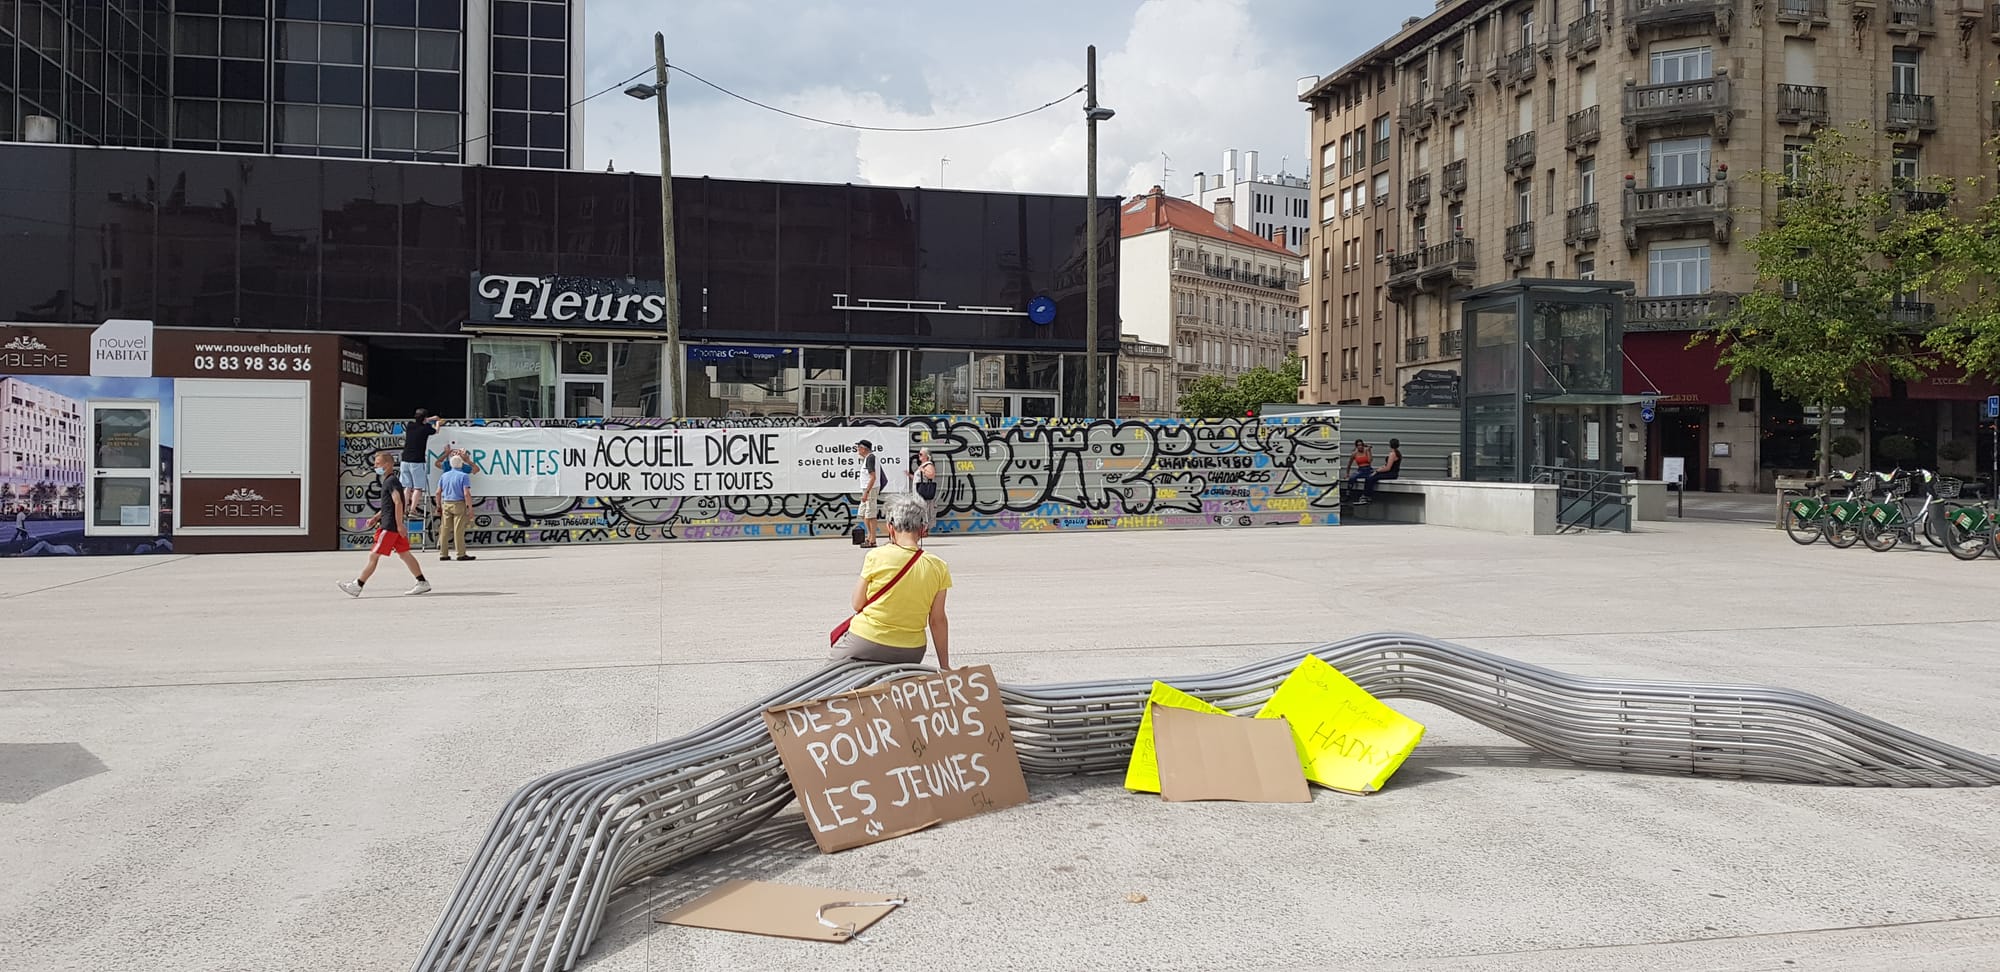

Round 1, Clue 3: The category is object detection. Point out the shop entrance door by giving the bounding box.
[1650,404,1708,488]
[560,378,608,419]
[975,393,1059,421]
[85,401,160,536]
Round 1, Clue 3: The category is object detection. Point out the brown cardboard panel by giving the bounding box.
[1152,705,1311,804]
[657,878,903,942]
[763,665,1029,853]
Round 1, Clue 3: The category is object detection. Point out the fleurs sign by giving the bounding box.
[178,478,303,529]
[468,274,668,331]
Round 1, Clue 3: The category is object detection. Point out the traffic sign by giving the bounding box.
[1026,295,1057,325]
[1640,405,1655,423]
[1986,395,1999,420]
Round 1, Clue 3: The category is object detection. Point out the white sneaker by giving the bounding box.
[405,579,433,595]
[336,580,362,598]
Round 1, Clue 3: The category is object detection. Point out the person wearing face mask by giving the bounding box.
[434,450,477,562]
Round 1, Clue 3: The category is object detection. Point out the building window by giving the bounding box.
[1578,158,1596,204]
[1892,145,1919,188]
[1783,138,1811,189]
[1648,136,1712,187]
[1649,46,1713,85]
[492,0,571,168]
[1892,48,1919,94]
[1577,257,1595,280]
[1373,114,1391,164]
[1373,228,1385,260]
[1372,172,1389,205]
[1515,178,1532,224]
[1648,243,1711,296]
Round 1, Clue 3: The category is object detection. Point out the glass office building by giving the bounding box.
[0,142,1122,420]
[0,0,582,166]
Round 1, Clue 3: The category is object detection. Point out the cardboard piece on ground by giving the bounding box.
[1122,681,1231,793]
[1151,705,1311,803]
[657,878,903,942]
[1254,654,1426,794]
[762,664,1029,853]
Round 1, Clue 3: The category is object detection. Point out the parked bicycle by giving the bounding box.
[1860,470,1950,552]
[1783,470,1870,547]
[1940,489,2000,561]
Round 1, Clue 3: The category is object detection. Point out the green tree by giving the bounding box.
[1698,124,1934,478]
[1176,356,1304,418]
[1919,151,2000,395]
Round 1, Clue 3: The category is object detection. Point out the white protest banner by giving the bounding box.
[423,425,909,497]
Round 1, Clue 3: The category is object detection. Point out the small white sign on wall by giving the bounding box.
[1662,456,1686,486]
[90,318,154,377]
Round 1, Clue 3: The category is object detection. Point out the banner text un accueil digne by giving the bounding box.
[424,426,910,497]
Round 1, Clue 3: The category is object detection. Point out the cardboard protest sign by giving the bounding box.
[1254,654,1425,794]
[763,665,1028,853]
[658,879,904,942]
[1122,681,1231,793]
[1152,706,1311,804]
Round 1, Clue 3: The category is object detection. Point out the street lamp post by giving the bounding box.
[623,32,683,417]
[1084,46,1115,417]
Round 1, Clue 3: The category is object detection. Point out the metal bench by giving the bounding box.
[416,632,2000,971]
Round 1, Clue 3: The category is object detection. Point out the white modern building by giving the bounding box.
[0,377,85,509]
[1120,187,1302,407]
[1193,148,1312,253]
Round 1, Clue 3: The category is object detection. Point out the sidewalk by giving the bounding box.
[3,521,1997,971]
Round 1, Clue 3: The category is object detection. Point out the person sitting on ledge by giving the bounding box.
[830,493,953,669]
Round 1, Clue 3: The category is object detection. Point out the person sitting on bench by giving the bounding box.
[1349,440,1376,505]
[1374,438,1403,488]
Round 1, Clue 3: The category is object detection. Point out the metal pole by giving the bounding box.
[1085,45,1101,418]
[654,32,683,417]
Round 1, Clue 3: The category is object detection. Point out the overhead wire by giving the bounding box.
[664,64,1086,133]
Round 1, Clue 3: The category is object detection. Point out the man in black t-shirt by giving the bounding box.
[338,450,431,597]
[400,409,442,517]
[855,440,883,548]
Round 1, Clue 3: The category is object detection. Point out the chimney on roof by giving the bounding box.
[1213,196,1235,230]
[1150,185,1166,228]
[1245,150,1260,180]
[1193,171,1205,196]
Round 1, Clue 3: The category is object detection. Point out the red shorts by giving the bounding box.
[371,529,411,556]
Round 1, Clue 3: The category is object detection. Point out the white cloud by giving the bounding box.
[582,0,1413,198]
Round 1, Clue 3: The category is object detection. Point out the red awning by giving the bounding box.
[1870,361,2000,401]
[1622,332,1733,405]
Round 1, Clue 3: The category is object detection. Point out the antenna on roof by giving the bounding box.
[1161,152,1172,189]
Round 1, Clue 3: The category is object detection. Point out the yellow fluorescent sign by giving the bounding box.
[1123,681,1230,793]
[1254,655,1425,794]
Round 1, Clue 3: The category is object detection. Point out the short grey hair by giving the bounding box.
[881,492,932,533]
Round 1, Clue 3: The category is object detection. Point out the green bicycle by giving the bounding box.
[1941,489,2000,561]
[1783,471,1871,547]
[1859,470,1949,552]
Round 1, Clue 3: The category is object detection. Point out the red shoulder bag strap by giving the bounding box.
[859,549,925,611]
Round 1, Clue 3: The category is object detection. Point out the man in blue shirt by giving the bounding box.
[434,452,476,562]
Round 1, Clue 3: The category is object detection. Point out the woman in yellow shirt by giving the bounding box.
[831,493,953,668]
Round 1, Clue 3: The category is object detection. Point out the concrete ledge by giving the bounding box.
[1348,479,1560,535]
[1626,479,1669,521]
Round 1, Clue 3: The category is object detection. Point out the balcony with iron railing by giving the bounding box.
[1567,11,1604,57]
[1404,336,1430,363]
[1504,221,1536,260]
[1566,105,1601,148]
[1625,0,1736,39]
[1387,238,1479,292]
[1565,203,1601,244]
[1887,0,1936,33]
[1900,188,1949,212]
[1441,159,1468,199]
[1622,171,1733,249]
[1504,45,1538,86]
[1776,0,1828,24]
[1438,329,1464,356]
[1622,70,1734,149]
[1886,92,1939,133]
[1625,292,1739,332]
[1440,82,1473,116]
[1776,84,1828,126]
[1399,99,1436,132]
[1186,263,1299,292]
[1408,173,1432,208]
[1889,297,1936,328]
[1505,132,1536,172]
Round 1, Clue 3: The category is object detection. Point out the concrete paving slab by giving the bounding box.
[2,518,1997,971]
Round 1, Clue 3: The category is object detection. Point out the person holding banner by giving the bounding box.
[831,494,953,668]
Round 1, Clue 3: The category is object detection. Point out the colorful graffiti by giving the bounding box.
[336,415,1343,549]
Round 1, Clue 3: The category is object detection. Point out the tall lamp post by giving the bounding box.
[623,32,683,417]
[1084,45,1115,417]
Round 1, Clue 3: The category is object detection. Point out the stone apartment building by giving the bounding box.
[1300,0,2000,491]
[1120,187,1303,410]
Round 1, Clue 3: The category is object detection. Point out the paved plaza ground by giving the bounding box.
[3,518,1998,971]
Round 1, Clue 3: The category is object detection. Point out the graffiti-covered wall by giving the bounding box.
[337,415,1342,549]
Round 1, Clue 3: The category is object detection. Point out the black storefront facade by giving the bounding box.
[0,142,1120,423]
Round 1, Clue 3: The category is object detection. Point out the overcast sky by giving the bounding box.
[580,0,1418,199]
